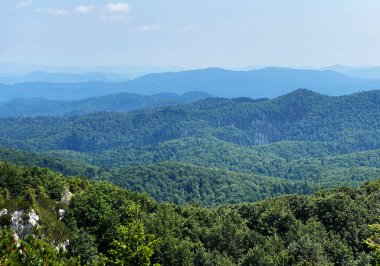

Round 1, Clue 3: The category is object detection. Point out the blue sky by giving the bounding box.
[2,0,380,68]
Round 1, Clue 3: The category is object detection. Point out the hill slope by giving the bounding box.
[0,89,378,203]
[0,89,378,152]
[0,91,210,117]
[1,161,380,264]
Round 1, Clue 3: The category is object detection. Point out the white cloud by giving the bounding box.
[182,25,193,32]
[46,8,70,16]
[15,1,31,9]
[106,2,130,13]
[75,5,94,14]
[101,3,131,22]
[136,25,161,32]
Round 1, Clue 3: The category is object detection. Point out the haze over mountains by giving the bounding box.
[0,63,185,81]
[322,65,380,79]
[0,71,130,84]
[4,0,380,263]
[0,64,379,201]
[1,66,380,101]
[1,76,380,264]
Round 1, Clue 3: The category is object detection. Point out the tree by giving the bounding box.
[108,204,160,266]
[0,227,70,265]
[365,221,380,264]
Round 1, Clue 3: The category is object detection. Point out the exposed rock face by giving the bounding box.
[58,209,66,221]
[0,209,40,239]
[0,208,7,216]
[10,209,40,239]
[12,232,20,245]
[61,189,73,205]
[0,209,69,250]
[57,239,70,251]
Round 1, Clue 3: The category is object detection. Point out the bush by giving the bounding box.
[0,214,12,226]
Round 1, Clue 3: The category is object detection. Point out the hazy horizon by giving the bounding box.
[0,62,377,76]
[3,1,380,68]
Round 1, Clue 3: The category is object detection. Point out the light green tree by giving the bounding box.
[365,222,380,264]
[108,204,160,266]
[0,227,71,266]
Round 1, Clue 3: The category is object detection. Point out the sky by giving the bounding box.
[2,0,380,69]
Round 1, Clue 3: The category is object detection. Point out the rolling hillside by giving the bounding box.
[0,89,378,205]
[0,89,378,153]
[0,91,210,117]
[1,160,380,264]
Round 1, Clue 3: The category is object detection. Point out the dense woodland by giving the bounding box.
[1,161,380,265]
[0,91,210,117]
[1,89,379,152]
[0,90,379,205]
[1,89,380,264]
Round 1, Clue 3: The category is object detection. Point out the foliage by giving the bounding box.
[99,161,314,206]
[0,226,71,265]
[365,221,380,264]
[0,161,380,264]
[0,90,379,205]
[0,89,380,264]
[0,90,379,153]
[0,91,210,117]
[108,204,160,266]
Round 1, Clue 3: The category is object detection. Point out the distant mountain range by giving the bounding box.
[0,91,210,117]
[344,67,380,79]
[0,63,185,80]
[322,64,380,79]
[1,67,380,100]
[126,67,376,98]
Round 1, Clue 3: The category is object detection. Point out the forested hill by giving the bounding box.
[1,161,380,264]
[0,89,378,206]
[0,89,378,153]
[0,91,210,117]
[1,88,380,264]
[1,142,380,206]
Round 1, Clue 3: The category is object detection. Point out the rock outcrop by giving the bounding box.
[0,209,40,239]
[60,189,73,205]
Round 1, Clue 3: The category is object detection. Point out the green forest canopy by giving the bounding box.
[1,161,380,265]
